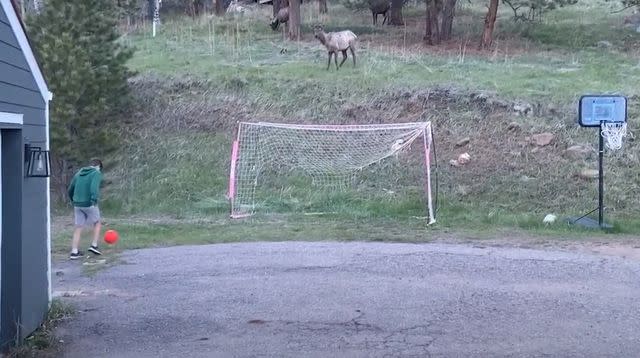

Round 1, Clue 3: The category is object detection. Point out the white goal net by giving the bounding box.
[227,121,436,224]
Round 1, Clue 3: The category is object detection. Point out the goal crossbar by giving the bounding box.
[245,121,432,131]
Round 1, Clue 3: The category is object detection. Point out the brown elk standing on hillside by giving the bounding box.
[368,0,390,25]
[270,6,289,30]
[185,0,204,16]
[313,24,358,71]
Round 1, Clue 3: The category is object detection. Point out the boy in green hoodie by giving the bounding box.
[67,158,104,259]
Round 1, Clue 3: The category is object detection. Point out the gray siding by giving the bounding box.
[0,3,49,345]
[0,20,20,46]
[0,2,8,23]
[0,11,45,118]
[20,172,48,337]
[0,82,43,109]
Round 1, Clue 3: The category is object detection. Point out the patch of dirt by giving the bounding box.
[431,230,640,262]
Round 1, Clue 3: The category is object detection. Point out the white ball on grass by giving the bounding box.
[543,214,557,224]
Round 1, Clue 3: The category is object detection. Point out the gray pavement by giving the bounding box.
[54,241,640,357]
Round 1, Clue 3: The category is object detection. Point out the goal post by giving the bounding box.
[227,121,436,224]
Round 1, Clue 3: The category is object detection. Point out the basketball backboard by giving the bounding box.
[578,95,627,127]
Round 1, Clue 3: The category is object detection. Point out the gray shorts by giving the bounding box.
[74,206,101,227]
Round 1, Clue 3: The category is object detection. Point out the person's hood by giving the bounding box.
[78,166,99,176]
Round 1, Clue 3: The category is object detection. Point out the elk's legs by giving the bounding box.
[339,50,348,68]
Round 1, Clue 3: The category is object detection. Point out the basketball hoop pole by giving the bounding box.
[598,121,604,227]
[568,124,611,230]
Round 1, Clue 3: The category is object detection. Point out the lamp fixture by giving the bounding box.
[24,143,51,178]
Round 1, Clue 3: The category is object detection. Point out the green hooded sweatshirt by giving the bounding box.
[67,166,103,207]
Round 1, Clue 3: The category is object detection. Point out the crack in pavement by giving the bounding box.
[382,324,439,358]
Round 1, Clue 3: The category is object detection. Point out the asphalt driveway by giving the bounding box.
[54,241,640,357]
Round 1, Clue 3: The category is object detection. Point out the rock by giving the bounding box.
[564,145,591,159]
[579,169,599,180]
[471,92,490,102]
[488,98,510,108]
[391,139,405,151]
[456,185,470,196]
[507,122,521,131]
[597,41,613,48]
[531,132,554,146]
[513,102,533,116]
[531,147,540,153]
[449,153,471,167]
[455,137,470,147]
[457,152,471,164]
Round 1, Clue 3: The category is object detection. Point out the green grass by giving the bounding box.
[6,299,74,358]
[120,2,640,105]
[51,210,640,265]
[58,0,640,243]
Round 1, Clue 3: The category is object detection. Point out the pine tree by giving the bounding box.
[26,0,134,172]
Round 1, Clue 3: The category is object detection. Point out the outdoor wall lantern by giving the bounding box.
[24,143,51,178]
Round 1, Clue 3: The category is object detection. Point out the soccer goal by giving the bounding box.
[227,121,436,224]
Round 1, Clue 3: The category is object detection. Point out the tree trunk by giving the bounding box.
[319,0,327,14]
[51,156,73,208]
[424,0,440,45]
[148,0,155,20]
[430,1,440,44]
[215,0,225,16]
[288,0,301,40]
[389,0,404,25]
[440,0,456,41]
[425,1,433,45]
[480,0,498,49]
[194,0,204,16]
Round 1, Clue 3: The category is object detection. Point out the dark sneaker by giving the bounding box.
[88,245,102,255]
[70,251,84,260]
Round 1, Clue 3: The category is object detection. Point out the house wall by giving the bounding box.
[0,4,49,347]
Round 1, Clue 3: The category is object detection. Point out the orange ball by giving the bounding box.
[104,229,119,244]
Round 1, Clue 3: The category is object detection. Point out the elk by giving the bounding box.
[270,6,289,30]
[313,25,358,71]
[368,0,390,25]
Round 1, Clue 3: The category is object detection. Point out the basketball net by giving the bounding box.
[601,122,627,151]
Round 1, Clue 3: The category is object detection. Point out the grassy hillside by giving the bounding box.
[59,0,640,239]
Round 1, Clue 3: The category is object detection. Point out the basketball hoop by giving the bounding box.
[573,94,628,230]
[601,121,627,151]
